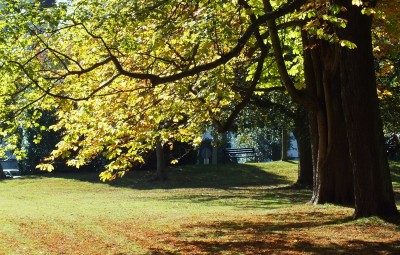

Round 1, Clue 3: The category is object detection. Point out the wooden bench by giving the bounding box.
[223,147,259,163]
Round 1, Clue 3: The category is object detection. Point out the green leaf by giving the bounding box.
[340,40,357,49]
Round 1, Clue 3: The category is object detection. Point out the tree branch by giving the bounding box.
[250,96,295,119]
[63,0,308,86]
[11,60,123,101]
[263,0,318,111]
[217,48,268,133]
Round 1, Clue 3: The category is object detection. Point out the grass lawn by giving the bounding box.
[1,161,399,255]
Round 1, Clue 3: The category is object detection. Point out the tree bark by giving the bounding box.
[308,111,319,191]
[154,141,167,181]
[337,1,398,218]
[293,106,313,187]
[304,37,354,206]
[311,105,354,206]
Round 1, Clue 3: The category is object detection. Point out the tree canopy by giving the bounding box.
[0,0,398,218]
[0,0,307,180]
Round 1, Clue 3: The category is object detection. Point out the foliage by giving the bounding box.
[380,86,400,134]
[233,126,282,161]
[373,0,400,134]
[0,0,398,184]
[231,102,292,161]
[17,110,61,173]
[1,0,247,179]
[0,0,304,180]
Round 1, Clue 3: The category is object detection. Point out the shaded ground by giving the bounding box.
[160,210,400,255]
[42,162,296,189]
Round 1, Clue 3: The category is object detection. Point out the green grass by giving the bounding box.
[0,161,399,255]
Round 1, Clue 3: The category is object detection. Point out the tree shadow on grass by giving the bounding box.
[147,210,400,255]
[39,163,316,210]
[38,163,315,210]
[158,186,312,210]
[44,163,295,190]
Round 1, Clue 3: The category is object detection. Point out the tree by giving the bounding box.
[263,0,397,217]
[0,0,283,179]
[13,109,62,173]
[336,0,397,217]
[232,103,290,162]
[0,0,397,217]
[293,106,313,187]
[281,128,289,161]
[258,0,355,207]
[235,93,314,187]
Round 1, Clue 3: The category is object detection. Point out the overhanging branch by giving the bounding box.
[263,0,318,111]
[57,0,308,86]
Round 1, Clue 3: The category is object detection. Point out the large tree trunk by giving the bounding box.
[312,108,354,205]
[293,106,313,187]
[337,1,398,218]
[304,37,354,206]
[311,105,354,205]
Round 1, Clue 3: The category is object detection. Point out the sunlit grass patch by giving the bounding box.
[0,161,399,254]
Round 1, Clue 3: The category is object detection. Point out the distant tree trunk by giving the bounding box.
[293,106,313,187]
[281,128,289,161]
[0,163,5,180]
[212,146,218,165]
[154,141,167,181]
[308,112,319,189]
[337,1,398,218]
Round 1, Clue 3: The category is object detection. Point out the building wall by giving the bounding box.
[287,133,298,159]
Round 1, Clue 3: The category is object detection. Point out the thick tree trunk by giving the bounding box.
[293,106,313,187]
[337,1,398,218]
[281,128,289,161]
[311,106,354,206]
[303,36,354,206]
[265,0,394,211]
[265,1,351,203]
[154,141,167,181]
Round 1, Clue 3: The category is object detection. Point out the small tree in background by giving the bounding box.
[18,110,61,173]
